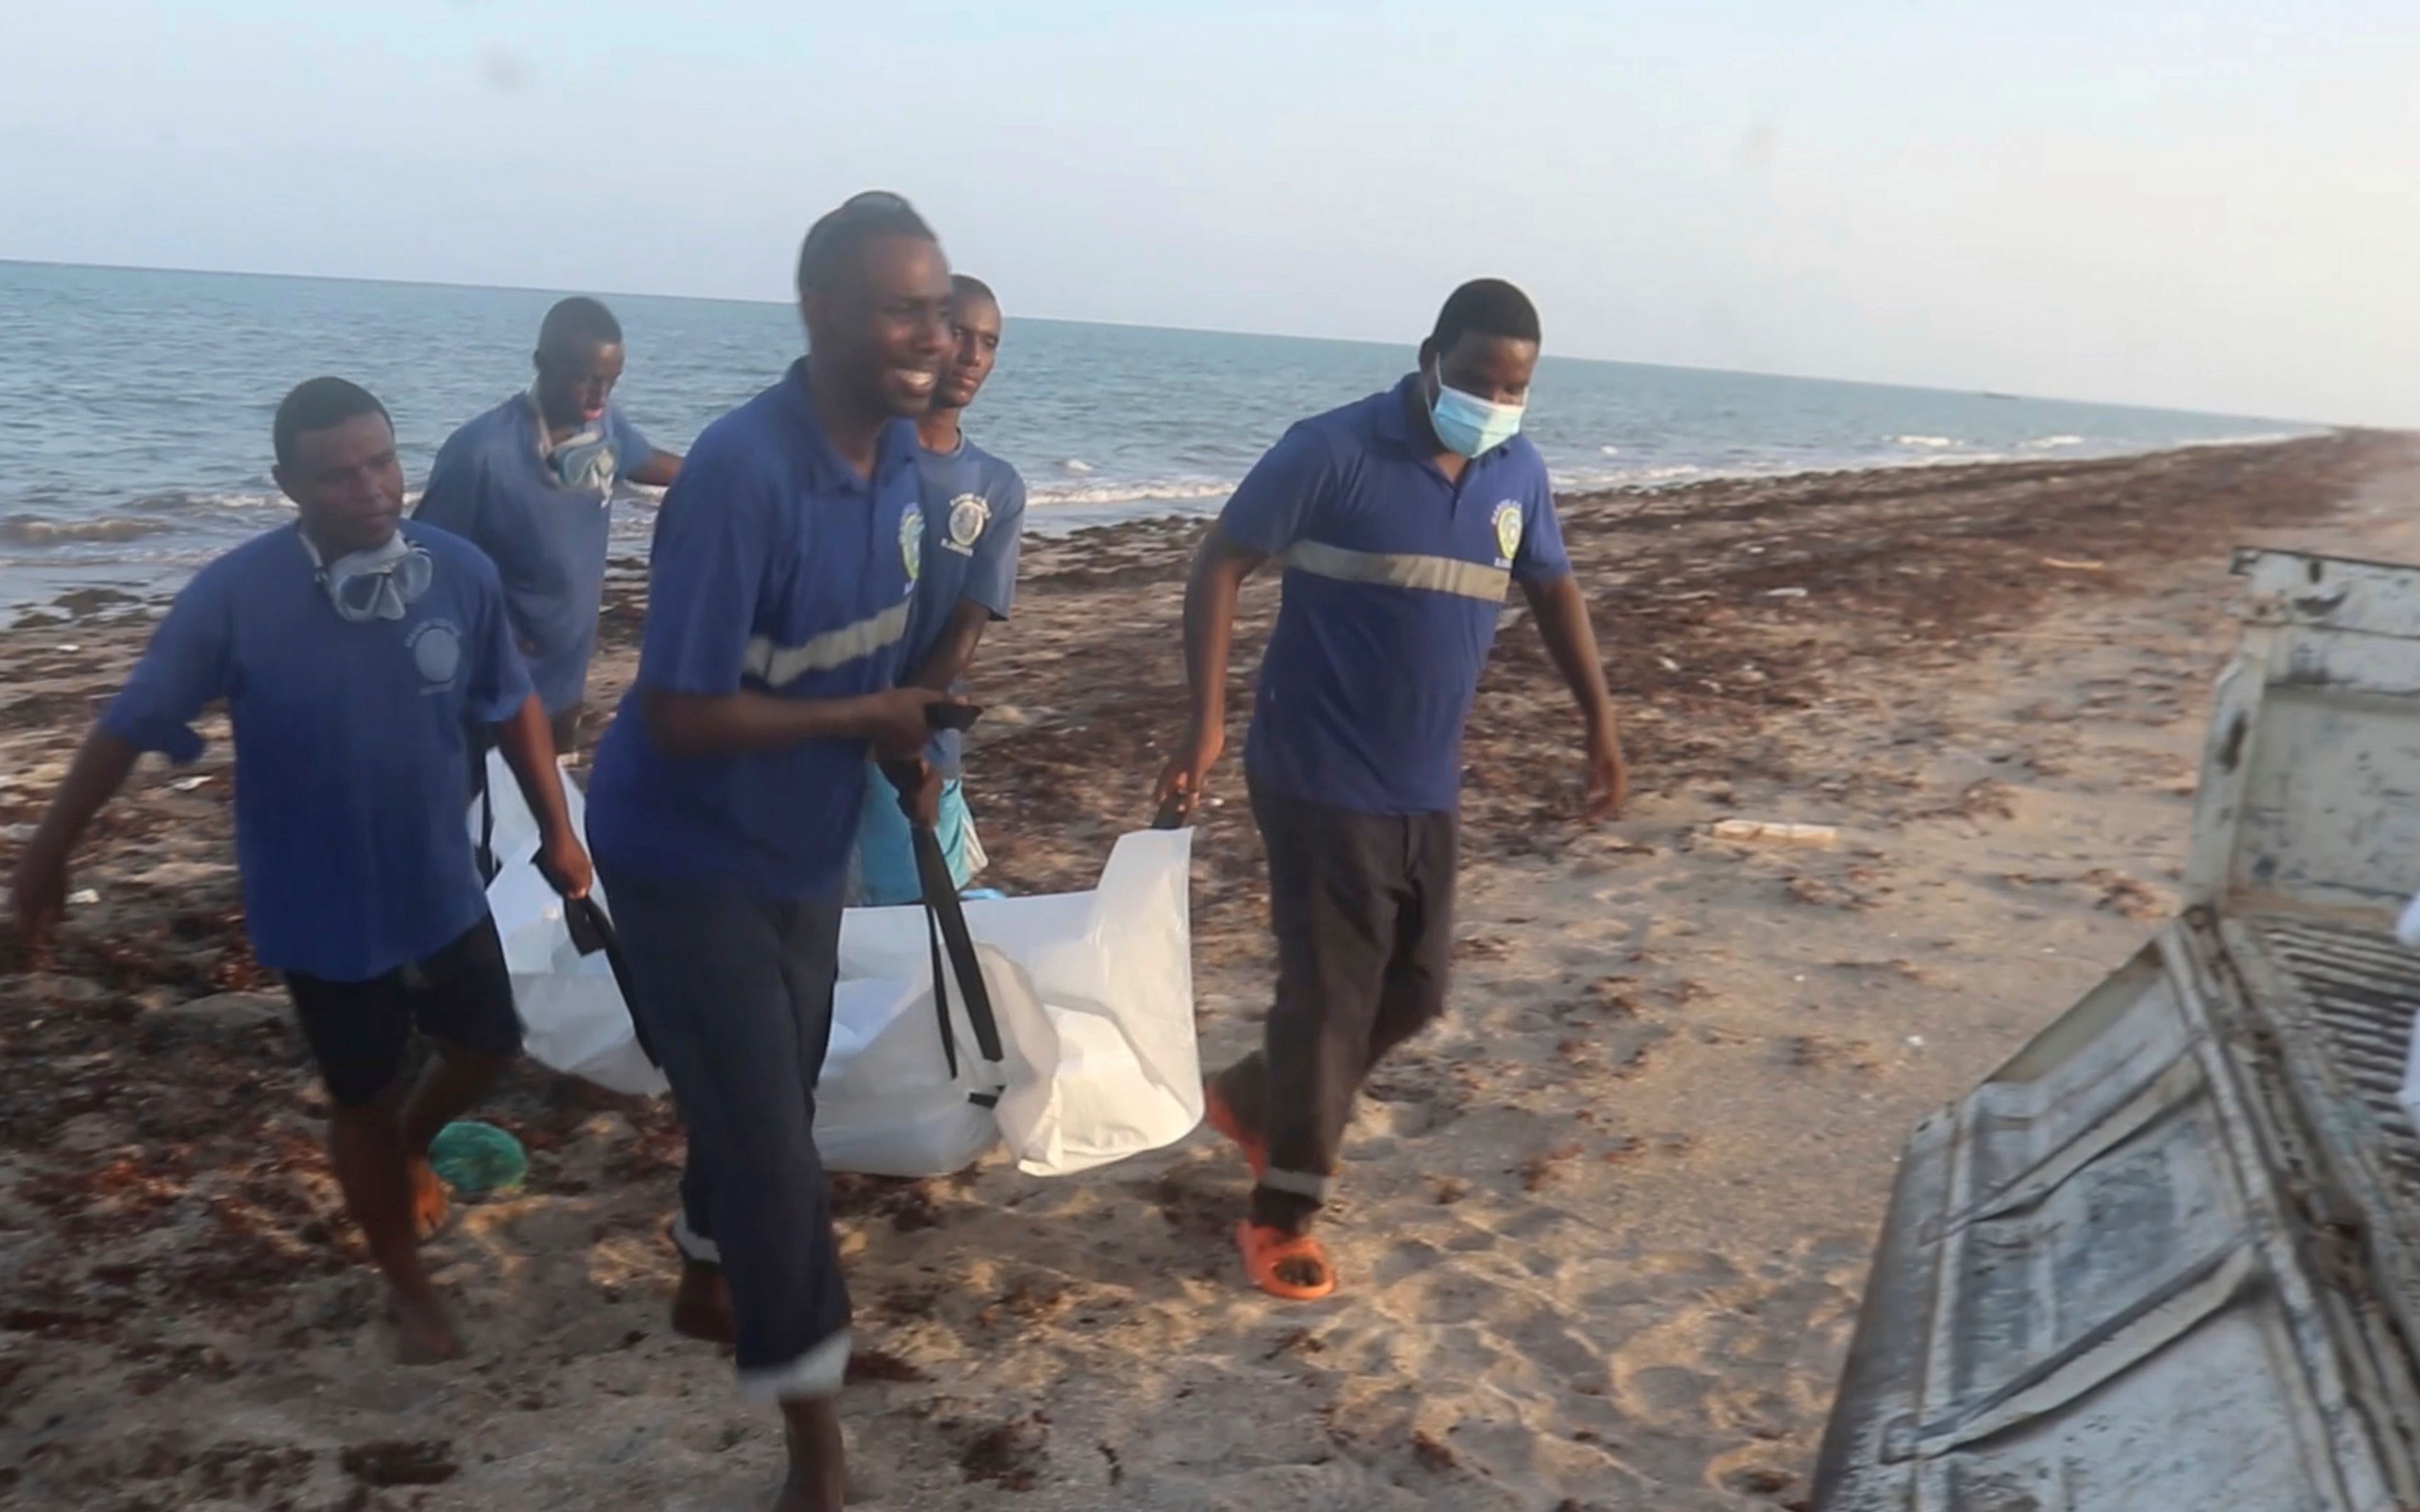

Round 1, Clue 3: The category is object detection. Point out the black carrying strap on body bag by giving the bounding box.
[563,892,662,1069]
[883,755,1008,1108]
[471,730,501,884]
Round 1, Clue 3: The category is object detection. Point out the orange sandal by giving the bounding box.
[1237,1221,1337,1300]
[1204,1079,1268,1180]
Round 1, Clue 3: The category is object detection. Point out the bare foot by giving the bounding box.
[671,1259,736,1345]
[408,1158,450,1243]
[390,1288,464,1365]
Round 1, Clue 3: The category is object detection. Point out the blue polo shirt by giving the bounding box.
[1221,375,1572,816]
[585,360,924,898]
[907,438,1025,777]
[413,394,657,713]
[100,522,532,982]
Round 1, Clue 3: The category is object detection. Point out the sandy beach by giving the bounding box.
[7,430,2419,1511]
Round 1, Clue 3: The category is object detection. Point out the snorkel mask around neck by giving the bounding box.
[531,387,619,495]
[302,528,434,623]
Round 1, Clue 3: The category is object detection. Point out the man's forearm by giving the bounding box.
[1526,575,1618,733]
[629,451,684,489]
[908,600,989,694]
[1183,536,1255,731]
[490,696,577,840]
[28,728,141,861]
[641,687,883,757]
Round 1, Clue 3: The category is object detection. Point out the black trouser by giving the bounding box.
[596,862,853,1400]
[1214,780,1458,1234]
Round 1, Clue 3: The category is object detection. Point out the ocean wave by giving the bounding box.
[0,513,177,546]
[1893,435,1957,448]
[1058,458,1096,475]
[1548,463,1706,493]
[124,488,287,515]
[2024,435,2085,449]
[1025,478,1236,508]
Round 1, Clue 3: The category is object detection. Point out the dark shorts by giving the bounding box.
[285,915,522,1108]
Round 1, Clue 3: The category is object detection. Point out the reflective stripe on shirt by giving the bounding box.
[1281,539,1510,603]
[742,596,913,687]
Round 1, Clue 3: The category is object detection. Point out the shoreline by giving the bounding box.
[5,429,2419,1509]
[1,428,2343,632]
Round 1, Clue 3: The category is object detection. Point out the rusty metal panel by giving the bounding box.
[1813,926,2420,1511]
[2194,551,2420,919]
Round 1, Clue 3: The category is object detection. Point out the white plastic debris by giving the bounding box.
[67,888,99,905]
[1710,819,1838,848]
[170,776,210,791]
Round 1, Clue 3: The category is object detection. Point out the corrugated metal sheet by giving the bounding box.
[1817,551,2420,1509]
[1814,926,2420,1511]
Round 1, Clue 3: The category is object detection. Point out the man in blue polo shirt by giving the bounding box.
[9,377,591,1363]
[851,273,1026,904]
[1153,280,1627,1302]
[414,295,684,755]
[583,192,951,1512]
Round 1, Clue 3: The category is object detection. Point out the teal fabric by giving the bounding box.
[850,765,977,906]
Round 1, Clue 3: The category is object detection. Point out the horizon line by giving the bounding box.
[0,254,2332,429]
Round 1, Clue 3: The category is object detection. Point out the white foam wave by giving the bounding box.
[1894,435,1957,449]
[125,489,288,515]
[2024,435,2085,449]
[1599,445,1622,457]
[1025,479,1236,508]
[1058,458,1095,475]
[0,513,178,546]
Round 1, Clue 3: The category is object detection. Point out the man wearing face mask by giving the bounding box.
[9,377,592,1364]
[1152,279,1627,1302]
[581,192,952,1512]
[414,296,684,756]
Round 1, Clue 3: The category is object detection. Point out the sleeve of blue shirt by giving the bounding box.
[1512,474,1573,587]
[633,444,769,695]
[98,567,235,765]
[459,552,536,724]
[610,405,657,471]
[1216,425,1330,557]
[412,432,487,546]
[963,469,1025,620]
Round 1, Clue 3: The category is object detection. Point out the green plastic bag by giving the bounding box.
[427,1121,528,1195]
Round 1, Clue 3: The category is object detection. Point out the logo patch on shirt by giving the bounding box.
[408,620,463,690]
[1492,501,1524,565]
[944,492,989,556]
[900,505,925,583]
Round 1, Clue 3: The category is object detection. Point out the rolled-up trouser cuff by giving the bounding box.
[737,1327,853,1403]
[671,1211,721,1266]
[1259,1167,1339,1203]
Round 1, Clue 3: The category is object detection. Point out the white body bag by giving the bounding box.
[472,751,1202,1177]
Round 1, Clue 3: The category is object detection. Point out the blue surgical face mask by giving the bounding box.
[1428,359,1525,458]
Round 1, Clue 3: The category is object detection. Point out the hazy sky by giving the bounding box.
[6,1,2416,425]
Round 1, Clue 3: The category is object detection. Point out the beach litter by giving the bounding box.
[427,1121,527,1194]
[1709,820,1839,848]
[67,887,100,904]
[1765,587,1809,599]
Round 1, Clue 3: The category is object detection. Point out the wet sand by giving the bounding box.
[5,431,2417,1510]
